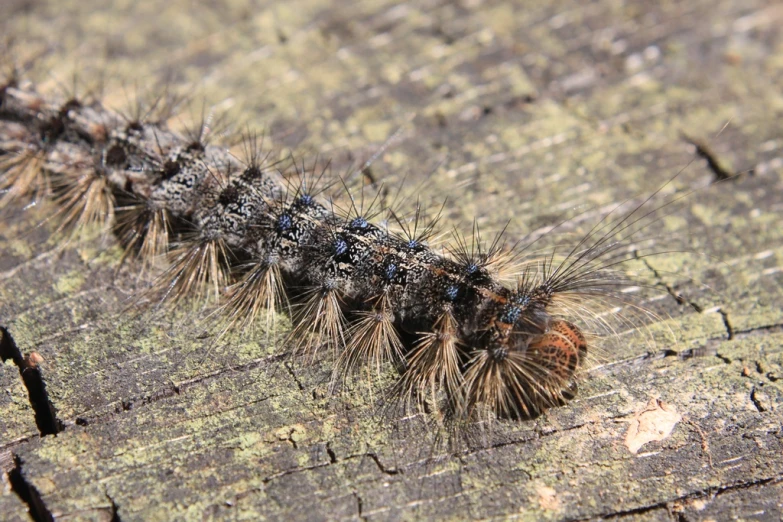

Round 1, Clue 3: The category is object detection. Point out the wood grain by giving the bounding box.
[1,0,782,520]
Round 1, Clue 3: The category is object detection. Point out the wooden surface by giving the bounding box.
[1,0,782,520]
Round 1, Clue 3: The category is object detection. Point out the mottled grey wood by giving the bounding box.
[1,0,782,520]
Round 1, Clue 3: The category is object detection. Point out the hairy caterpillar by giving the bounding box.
[0,69,700,427]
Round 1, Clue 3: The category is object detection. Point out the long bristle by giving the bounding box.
[218,258,289,336]
[116,78,185,128]
[397,311,463,415]
[114,201,171,274]
[0,147,47,207]
[388,199,446,250]
[463,354,536,420]
[331,174,386,225]
[462,333,579,421]
[288,283,346,360]
[448,220,524,282]
[177,100,231,151]
[50,168,115,236]
[283,154,334,202]
[155,237,230,307]
[337,294,403,382]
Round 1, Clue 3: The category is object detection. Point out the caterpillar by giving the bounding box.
[0,71,686,427]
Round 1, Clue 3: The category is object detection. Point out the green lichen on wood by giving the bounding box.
[0,359,37,446]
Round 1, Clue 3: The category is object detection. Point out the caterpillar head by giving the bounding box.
[463,288,588,420]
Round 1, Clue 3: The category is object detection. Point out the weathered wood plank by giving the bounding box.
[1,0,782,520]
[0,356,37,449]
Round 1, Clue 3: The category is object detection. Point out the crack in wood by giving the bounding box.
[7,455,55,522]
[355,492,367,521]
[718,309,735,340]
[261,461,331,484]
[71,352,288,427]
[104,490,122,522]
[0,327,63,437]
[681,132,736,183]
[364,451,401,475]
[326,443,338,464]
[572,474,783,521]
[283,360,308,397]
[638,256,704,312]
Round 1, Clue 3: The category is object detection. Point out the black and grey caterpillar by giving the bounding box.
[0,77,646,423]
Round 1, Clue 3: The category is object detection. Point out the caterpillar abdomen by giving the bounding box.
[1,79,620,422]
